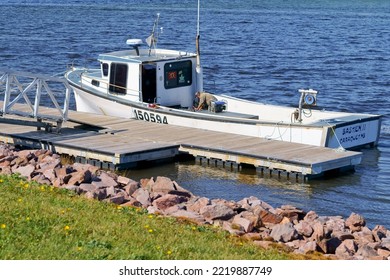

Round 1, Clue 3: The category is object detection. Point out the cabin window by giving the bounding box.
[164,60,192,89]
[92,80,100,87]
[109,63,128,95]
[102,63,109,76]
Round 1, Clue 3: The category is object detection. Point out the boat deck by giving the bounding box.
[0,102,362,179]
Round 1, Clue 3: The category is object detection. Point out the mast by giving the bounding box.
[146,13,160,56]
[196,0,203,92]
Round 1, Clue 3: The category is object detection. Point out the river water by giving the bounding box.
[1,0,389,229]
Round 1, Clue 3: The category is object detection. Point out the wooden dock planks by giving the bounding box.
[0,104,362,177]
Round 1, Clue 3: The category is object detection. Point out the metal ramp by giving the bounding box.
[0,68,71,132]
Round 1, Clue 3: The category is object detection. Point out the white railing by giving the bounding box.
[0,68,71,132]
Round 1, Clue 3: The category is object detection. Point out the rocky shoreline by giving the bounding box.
[1,142,389,260]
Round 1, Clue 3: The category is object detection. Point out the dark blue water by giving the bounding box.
[1,0,389,229]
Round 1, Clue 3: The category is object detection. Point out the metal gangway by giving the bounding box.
[0,68,71,132]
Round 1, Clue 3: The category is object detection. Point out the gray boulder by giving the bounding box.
[270,222,299,242]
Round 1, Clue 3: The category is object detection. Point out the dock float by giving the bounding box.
[0,104,362,179]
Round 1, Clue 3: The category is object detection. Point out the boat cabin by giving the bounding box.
[96,39,198,108]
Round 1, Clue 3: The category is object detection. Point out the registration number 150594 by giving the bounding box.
[133,109,168,124]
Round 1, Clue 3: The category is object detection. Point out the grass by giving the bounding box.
[0,173,323,260]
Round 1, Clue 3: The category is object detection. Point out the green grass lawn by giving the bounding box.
[0,173,316,260]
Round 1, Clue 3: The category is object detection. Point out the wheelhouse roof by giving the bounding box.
[98,48,197,64]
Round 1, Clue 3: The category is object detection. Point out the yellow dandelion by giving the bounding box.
[60,210,65,214]
[26,217,31,221]
[24,183,29,188]
[40,186,45,191]
[144,225,149,229]
[148,214,154,219]
[77,247,82,251]
[148,229,153,233]
[192,226,197,231]
[167,250,172,255]
[0,179,4,183]
[17,198,22,203]
[64,225,70,231]
[1,224,6,229]
[116,206,123,211]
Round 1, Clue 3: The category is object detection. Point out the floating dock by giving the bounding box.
[0,103,362,179]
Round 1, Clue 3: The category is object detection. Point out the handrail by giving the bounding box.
[0,68,71,131]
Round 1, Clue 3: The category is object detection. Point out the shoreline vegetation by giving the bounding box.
[1,142,389,260]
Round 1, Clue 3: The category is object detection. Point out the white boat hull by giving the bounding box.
[72,86,381,150]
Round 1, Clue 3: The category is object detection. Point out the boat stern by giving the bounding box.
[324,115,382,149]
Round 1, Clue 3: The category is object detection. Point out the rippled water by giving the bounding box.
[1,0,389,228]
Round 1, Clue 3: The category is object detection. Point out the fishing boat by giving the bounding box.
[65,13,381,150]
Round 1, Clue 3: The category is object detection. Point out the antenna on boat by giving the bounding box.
[196,0,204,92]
[146,13,160,56]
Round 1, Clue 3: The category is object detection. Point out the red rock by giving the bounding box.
[331,230,354,241]
[105,192,126,205]
[105,186,117,197]
[67,169,92,186]
[372,225,388,242]
[77,183,98,194]
[73,162,100,175]
[377,248,390,259]
[356,244,379,258]
[335,239,358,259]
[121,198,142,208]
[124,181,140,196]
[97,171,118,187]
[294,221,313,237]
[0,166,12,174]
[42,168,56,182]
[270,222,298,242]
[32,174,52,185]
[38,157,61,171]
[232,215,254,233]
[152,194,188,211]
[317,237,342,254]
[169,210,206,224]
[258,209,283,226]
[187,197,210,213]
[325,216,346,233]
[297,241,318,254]
[0,158,12,168]
[151,176,175,193]
[117,175,133,186]
[346,212,366,232]
[16,150,36,160]
[132,188,151,207]
[353,226,374,245]
[200,204,235,221]
[304,210,318,222]
[13,164,36,179]
[380,238,390,250]
[140,177,154,190]
[11,156,29,167]
[55,166,73,179]
[311,221,325,241]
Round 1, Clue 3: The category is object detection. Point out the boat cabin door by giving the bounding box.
[141,63,157,103]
